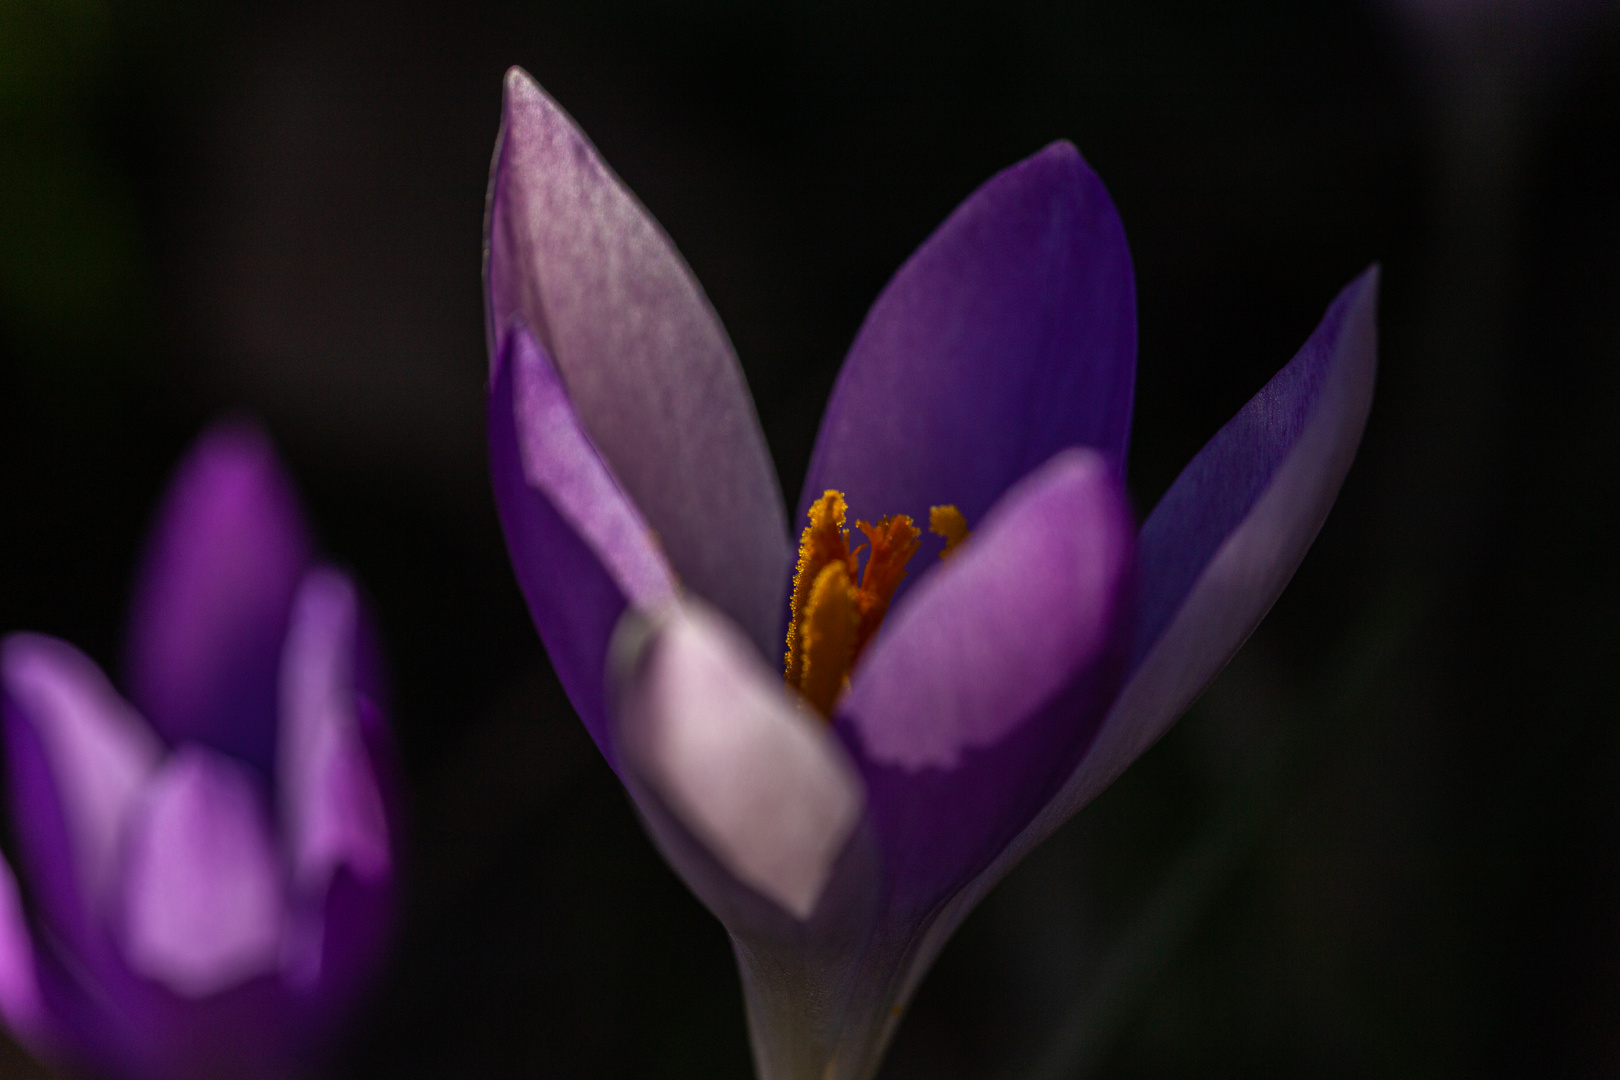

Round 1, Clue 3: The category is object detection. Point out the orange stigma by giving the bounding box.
[784,491,970,716]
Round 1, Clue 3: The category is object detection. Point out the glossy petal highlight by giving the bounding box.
[490,325,679,763]
[802,141,1136,578]
[486,68,791,656]
[123,423,312,773]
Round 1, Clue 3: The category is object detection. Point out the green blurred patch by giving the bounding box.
[1,0,150,385]
[0,143,141,350]
[0,0,112,119]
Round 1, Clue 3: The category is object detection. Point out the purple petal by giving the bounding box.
[116,747,286,999]
[613,602,866,922]
[486,68,791,657]
[124,422,313,774]
[25,927,304,1080]
[490,325,678,765]
[901,268,1380,995]
[836,448,1135,911]
[1129,266,1380,673]
[0,851,53,1057]
[275,567,391,989]
[800,141,1136,584]
[1086,264,1379,804]
[286,698,397,1015]
[1,635,162,953]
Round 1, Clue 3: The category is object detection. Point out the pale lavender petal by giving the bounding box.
[611,601,882,1080]
[486,68,791,657]
[836,448,1135,911]
[490,325,678,764]
[899,268,1380,1000]
[124,423,313,773]
[275,567,390,989]
[613,602,865,921]
[800,141,1136,585]
[1,635,162,949]
[117,746,286,999]
[0,851,52,1056]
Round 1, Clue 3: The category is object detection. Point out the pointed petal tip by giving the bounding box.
[801,137,1136,547]
[497,66,555,142]
[503,64,540,102]
[484,72,791,656]
[1030,137,1084,174]
[1043,262,1379,834]
[171,420,307,530]
[125,421,312,769]
[891,267,1379,998]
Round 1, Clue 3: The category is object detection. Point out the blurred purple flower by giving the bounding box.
[485,68,1377,1080]
[0,425,398,1080]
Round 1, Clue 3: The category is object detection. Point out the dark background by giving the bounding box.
[2,0,1618,1076]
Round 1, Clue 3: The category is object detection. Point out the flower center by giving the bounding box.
[783,491,970,716]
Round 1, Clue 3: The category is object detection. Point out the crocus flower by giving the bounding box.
[485,68,1376,1080]
[0,425,398,1080]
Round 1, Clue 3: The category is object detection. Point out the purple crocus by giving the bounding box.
[485,68,1376,1080]
[0,425,398,1080]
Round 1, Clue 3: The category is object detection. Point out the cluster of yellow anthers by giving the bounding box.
[784,491,970,717]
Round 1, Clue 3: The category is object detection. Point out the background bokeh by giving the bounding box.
[3,0,1618,1076]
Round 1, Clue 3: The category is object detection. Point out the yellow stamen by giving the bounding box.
[929,505,970,558]
[784,493,972,717]
[796,561,861,718]
[785,491,855,688]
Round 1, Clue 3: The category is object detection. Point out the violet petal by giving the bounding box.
[0,850,52,1056]
[123,423,313,774]
[836,448,1135,912]
[275,568,391,990]
[117,746,286,999]
[1,635,162,952]
[899,268,1380,999]
[486,67,790,657]
[491,325,679,764]
[1077,265,1379,810]
[277,569,390,896]
[800,141,1136,586]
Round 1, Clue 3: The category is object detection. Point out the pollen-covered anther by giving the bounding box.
[784,491,854,689]
[785,492,969,717]
[796,561,861,718]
